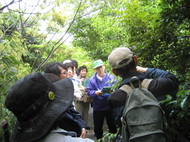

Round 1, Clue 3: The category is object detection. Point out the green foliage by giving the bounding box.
[52,10,67,26]
[96,132,118,142]
[168,89,190,139]
[0,31,31,138]
[1,0,190,140]
[70,0,190,84]
[138,0,190,83]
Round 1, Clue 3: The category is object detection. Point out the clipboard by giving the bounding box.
[101,87,111,93]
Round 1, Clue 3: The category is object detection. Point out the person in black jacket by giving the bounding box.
[44,62,87,138]
[5,72,93,142]
[107,47,179,126]
[44,61,67,79]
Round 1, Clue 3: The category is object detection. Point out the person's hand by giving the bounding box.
[95,90,103,96]
[136,66,148,73]
[80,128,87,138]
[80,78,85,83]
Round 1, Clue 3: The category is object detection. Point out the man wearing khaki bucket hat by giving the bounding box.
[5,72,94,142]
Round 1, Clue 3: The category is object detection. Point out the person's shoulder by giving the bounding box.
[106,72,115,78]
[84,78,89,83]
[89,73,96,80]
[107,72,113,75]
[85,77,90,80]
[108,89,127,108]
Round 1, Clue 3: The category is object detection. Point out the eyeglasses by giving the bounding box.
[67,69,74,74]
[61,71,67,75]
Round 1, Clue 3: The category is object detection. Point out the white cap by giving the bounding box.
[108,47,133,69]
[63,60,72,64]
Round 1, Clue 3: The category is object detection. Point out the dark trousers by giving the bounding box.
[93,109,117,139]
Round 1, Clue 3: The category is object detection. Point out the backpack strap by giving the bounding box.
[120,76,141,93]
[142,79,170,132]
[141,79,153,89]
[120,84,132,95]
[120,78,153,94]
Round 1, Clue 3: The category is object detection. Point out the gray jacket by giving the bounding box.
[37,128,94,142]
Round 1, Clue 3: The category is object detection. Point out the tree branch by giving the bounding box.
[34,0,84,72]
[178,35,190,39]
[0,0,22,12]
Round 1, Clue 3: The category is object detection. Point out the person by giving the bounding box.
[63,59,79,76]
[71,59,80,76]
[63,60,76,78]
[44,62,87,138]
[4,72,94,142]
[86,59,117,140]
[63,60,85,105]
[77,65,91,129]
[63,59,80,80]
[107,47,179,137]
[44,61,67,79]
